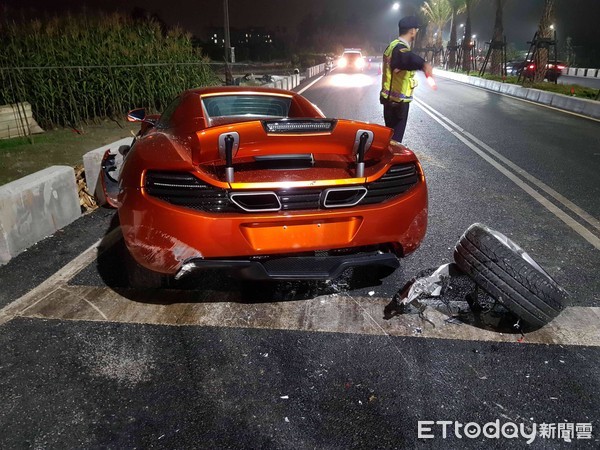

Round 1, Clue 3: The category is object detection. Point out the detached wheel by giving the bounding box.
[454,223,567,327]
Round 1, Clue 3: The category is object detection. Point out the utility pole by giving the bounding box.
[224,0,234,63]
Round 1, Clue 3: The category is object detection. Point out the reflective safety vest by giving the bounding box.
[380,39,418,103]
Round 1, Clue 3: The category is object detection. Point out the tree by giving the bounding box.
[565,36,574,65]
[533,0,555,83]
[446,0,466,69]
[461,0,480,72]
[489,0,506,76]
[421,0,452,66]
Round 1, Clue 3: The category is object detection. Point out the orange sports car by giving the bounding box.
[102,86,427,283]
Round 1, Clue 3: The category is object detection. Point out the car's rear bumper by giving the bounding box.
[175,249,399,280]
[118,179,427,276]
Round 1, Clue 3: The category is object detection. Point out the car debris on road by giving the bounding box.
[391,223,568,331]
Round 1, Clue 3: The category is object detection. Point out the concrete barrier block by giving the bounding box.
[83,137,132,206]
[536,91,555,105]
[452,73,469,83]
[499,83,512,94]
[488,80,502,92]
[0,166,81,264]
[576,68,586,77]
[281,77,289,90]
[480,79,500,92]
[567,68,577,76]
[585,68,597,78]
[550,94,586,115]
[504,84,527,99]
[525,89,542,102]
[579,98,600,119]
[274,80,283,89]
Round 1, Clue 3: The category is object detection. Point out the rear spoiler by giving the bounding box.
[195,118,392,182]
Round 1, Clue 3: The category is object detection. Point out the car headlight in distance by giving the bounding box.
[338,58,348,68]
[355,58,365,69]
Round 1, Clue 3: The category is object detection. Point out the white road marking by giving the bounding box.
[1,225,597,347]
[463,130,600,232]
[297,75,325,95]
[414,98,600,250]
[82,297,109,321]
[0,227,122,326]
[13,281,600,347]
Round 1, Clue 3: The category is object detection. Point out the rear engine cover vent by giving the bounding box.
[254,154,314,170]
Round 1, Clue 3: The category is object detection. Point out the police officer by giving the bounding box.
[380,16,433,143]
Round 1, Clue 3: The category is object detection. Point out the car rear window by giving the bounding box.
[202,95,291,125]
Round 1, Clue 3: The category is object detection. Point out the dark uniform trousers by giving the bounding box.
[383,101,411,143]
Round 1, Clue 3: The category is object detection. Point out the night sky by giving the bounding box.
[3,0,600,52]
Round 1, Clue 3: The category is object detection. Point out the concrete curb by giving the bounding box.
[433,68,600,120]
[0,166,81,264]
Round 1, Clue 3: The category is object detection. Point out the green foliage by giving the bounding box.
[469,72,599,100]
[522,81,599,100]
[0,14,220,128]
[422,0,452,28]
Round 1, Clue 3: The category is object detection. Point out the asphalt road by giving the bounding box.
[1,67,599,448]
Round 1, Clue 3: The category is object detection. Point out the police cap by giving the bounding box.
[398,16,421,30]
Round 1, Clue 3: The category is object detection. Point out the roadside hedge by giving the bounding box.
[0,14,220,128]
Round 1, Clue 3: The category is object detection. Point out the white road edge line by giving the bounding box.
[416,98,600,232]
[414,98,600,250]
[0,227,122,326]
[297,74,325,95]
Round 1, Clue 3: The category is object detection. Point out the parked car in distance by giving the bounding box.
[508,59,567,81]
[102,86,428,285]
[506,60,526,76]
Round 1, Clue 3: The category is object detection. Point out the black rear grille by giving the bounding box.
[145,171,237,213]
[144,163,418,213]
[278,188,322,210]
[361,163,418,205]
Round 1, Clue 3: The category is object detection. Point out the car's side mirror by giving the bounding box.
[127,108,147,122]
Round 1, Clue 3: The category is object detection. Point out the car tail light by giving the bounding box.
[557,65,565,70]
[528,64,535,70]
[262,119,337,134]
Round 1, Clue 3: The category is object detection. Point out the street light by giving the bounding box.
[392,2,400,11]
